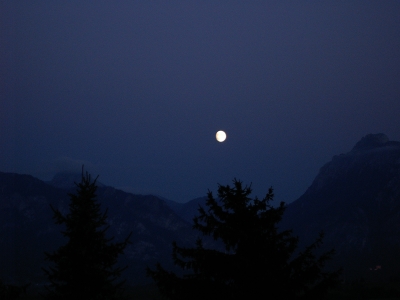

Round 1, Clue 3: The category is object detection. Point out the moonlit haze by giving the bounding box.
[1,1,400,203]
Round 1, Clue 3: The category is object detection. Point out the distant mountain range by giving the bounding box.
[0,171,197,288]
[1,133,400,288]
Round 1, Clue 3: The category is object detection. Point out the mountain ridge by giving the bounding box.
[281,133,400,281]
[2,133,400,286]
[0,171,196,287]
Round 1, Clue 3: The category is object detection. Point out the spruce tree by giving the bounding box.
[43,170,131,300]
[148,179,340,300]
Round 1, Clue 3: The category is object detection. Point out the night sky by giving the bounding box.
[1,1,400,203]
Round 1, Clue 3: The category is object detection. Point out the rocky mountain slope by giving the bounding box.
[281,133,400,281]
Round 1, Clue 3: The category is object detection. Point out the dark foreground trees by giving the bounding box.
[148,179,340,300]
[0,279,29,300]
[43,170,131,300]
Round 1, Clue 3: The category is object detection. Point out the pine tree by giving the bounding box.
[43,170,131,300]
[148,179,340,300]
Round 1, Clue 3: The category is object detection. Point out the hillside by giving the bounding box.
[282,133,400,281]
[0,172,195,287]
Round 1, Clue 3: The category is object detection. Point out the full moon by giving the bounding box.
[216,130,227,142]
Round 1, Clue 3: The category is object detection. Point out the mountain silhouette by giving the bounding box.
[281,133,400,281]
[2,133,400,287]
[0,171,195,288]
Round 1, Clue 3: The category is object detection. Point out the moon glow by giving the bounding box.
[216,130,227,142]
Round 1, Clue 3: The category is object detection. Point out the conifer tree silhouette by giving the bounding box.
[43,169,131,300]
[148,179,340,300]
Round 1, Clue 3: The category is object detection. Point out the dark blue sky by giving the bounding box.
[1,1,400,203]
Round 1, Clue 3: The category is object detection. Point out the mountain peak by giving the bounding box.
[351,133,389,151]
[49,170,107,189]
[283,133,400,280]
[49,171,83,189]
